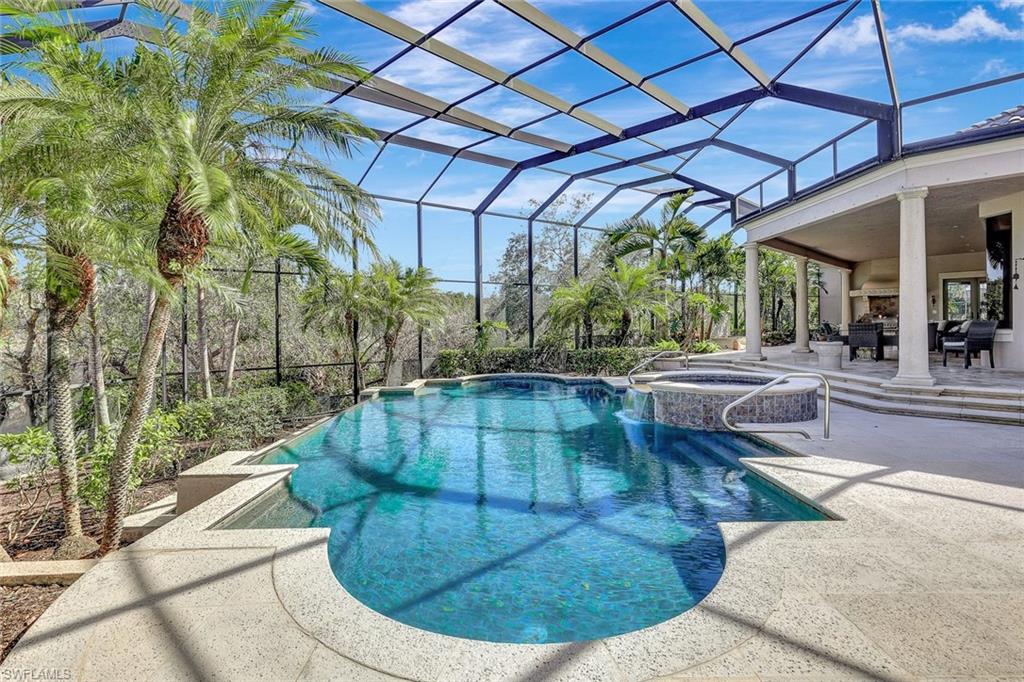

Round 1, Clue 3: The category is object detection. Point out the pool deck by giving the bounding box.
[2,386,1022,680]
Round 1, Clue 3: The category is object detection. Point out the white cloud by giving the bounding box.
[996,0,1024,20]
[816,14,878,55]
[296,0,319,16]
[816,6,1022,55]
[387,1,555,70]
[976,57,1013,79]
[893,5,1021,43]
[377,0,565,123]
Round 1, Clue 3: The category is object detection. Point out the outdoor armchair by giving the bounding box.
[942,320,998,368]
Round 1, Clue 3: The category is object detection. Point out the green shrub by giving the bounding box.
[78,411,183,511]
[654,339,680,351]
[565,347,648,376]
[0,427,55,469]
[690,340,721,354]
[175,399,215,442]
[282,381,318,417]
[762,329,795,346]
[433,346,677,378]
[171,387,292,452]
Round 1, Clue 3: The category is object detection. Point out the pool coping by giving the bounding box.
[136,374,843,678]
[12,373,852,680]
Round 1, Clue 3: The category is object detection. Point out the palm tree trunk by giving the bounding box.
[618,312,632,347]
[583,316,594,349]
[141,285,155,344]
[87,297,110,429]
[17,307,43,426]
[223,317,240,396]
[382,331,396,386]
[47,310,83,538]
[100,295,172,553]
[196,286,213,399]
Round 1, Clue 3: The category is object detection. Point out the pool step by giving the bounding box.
[649,358,1023,426]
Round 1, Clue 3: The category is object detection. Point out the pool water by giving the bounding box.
[228,379,823,643]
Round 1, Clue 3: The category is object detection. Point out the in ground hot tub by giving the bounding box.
[638,371,818,430]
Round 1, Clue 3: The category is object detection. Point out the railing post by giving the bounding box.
[181,285,188,402]
[527,217,535,349]
[274,257,282,387]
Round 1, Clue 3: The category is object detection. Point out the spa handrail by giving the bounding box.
[627,350,686,384]
[720,372,831,440]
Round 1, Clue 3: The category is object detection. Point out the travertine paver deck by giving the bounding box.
[753,344,1024,390]
[2,394,1022,681]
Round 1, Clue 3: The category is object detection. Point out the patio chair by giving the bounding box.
[942,320,998,368]
[935,320,965,352]
[847,322,883,361]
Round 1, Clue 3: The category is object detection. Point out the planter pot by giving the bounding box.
[811,340,843,370]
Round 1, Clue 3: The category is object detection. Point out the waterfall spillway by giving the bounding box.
[622,386,654,422]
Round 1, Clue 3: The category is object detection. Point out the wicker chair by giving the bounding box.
[847,322,883,361]
[935,319,965,352]
[942,320,998,368]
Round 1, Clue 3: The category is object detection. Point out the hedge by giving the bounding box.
[434,346,661,378]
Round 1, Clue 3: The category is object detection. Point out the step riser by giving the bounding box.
[813,386,1023,413]
[647,360,1023,425]
[829,394,1022,426]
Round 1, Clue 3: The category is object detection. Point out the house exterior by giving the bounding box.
[737,122,1024,381]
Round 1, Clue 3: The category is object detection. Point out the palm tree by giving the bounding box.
[301,268,369,400]
[599,259,667,346]
[363,260,443,384]
[606,192,704,338]
[606,192,706,276]
[0,31,130,550]
[1,1,379,551]
[545,278,605,349]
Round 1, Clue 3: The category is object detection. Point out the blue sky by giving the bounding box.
[10,0,1024,284]
[289,0,1022,280]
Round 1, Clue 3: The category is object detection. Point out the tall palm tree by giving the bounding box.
[606,192,704,338]
[0,28,131,550]
[606,192,706,276]
[1,1,380,551]
[364,260,443,384]
[545,278,605,349]
[599,259,667,346]
[301,268,369,400]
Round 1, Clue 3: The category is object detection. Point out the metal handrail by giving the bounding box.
[627,350,687,384]
[720,372,831,440]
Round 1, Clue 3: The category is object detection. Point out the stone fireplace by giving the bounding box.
[850,286,900,332]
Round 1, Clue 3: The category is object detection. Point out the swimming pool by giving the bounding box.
[225,378,823,643]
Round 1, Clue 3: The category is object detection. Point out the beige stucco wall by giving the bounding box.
[843,252,986,322]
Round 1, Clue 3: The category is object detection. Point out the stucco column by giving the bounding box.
[743,242,765,360]
[839,268,852,332]
[793,255,811,353]
[892,187,935,386]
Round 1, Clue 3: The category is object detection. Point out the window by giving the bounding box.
[985,213,1012,329]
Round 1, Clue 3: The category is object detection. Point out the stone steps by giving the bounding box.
[650,358,1023,426]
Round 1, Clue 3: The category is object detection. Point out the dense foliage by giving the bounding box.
[433,344,722,379]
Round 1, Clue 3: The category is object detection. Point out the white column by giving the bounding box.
[892,187,935,386]
[793,255,811,353]
[839,268,852,333]
[744,242,765,360]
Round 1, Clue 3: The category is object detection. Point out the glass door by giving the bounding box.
[943,279,977,320]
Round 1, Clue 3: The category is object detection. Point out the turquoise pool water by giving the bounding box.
[229,378,823,643]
